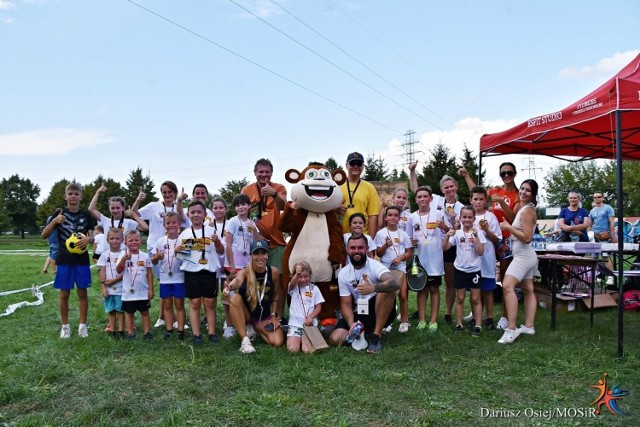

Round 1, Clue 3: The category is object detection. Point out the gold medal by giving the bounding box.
[198,259,208,265]
[168,271,173,277]
[423,239,429,245]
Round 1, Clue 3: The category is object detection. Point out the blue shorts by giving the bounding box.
[104,294,123,313]
[53,265,92,290]
[481,277,497,292]
[49,244,59,259]
[160,283,186,299]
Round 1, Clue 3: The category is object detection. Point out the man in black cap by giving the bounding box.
[338,152,380,236]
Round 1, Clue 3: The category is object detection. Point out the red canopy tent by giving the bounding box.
[479,53,640,357]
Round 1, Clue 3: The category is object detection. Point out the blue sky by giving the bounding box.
[1,0,638,203]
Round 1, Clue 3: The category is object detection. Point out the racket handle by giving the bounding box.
[411,263,418,275]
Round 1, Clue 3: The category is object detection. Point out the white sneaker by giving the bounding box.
[463,312,473,323]
[496,317,508,330]
[154,319,166,328]
[223,326,237,339]
[239,336,256,354]
[382,324,392,334]
[78,324,88,338]
[60,324,71,339]
[497,328,520,344]
[606,276,614,286]
[398,322,410,333]
[518,324,536,335]
[246,324,256,341]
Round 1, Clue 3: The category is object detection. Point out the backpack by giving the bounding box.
[622,290,640,311]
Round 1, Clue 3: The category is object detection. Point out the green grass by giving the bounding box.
[1,245,639,426]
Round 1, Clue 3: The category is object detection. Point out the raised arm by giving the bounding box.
[88,184,107,220]
[457,166,477,191]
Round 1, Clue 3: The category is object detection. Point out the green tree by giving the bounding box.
[415,143,458,195]
[457,144,484,203]
[363,154,389,181]
[124,167,156,206]
[218,178,249,216]
[325,157,339,173]
[37,179,70,226]
[0,188,11,233]
[85,175,127,214]
[543,161,611,209]
[1,174,40,238]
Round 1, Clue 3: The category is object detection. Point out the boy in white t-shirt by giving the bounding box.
[225,194,259,276]
[96,228,125,338]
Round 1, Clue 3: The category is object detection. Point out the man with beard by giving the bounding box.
[329,234,399,353]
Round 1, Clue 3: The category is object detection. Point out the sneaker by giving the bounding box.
[154,319,166,328]
[126,334,136,340]
[239,336,256,354]
[208,334,219,343]
[398,322,410,333]
[497,328,520,344]
[485,318,496,331]
[472,326,482,338]
[444,314,452,325]
[463,312,473,323]
[417,320,428,331]
[60,324,71,339]
[223,326,237,339]
[192,335,202,345]
[367,334,382,354]
[518,324,536,335]
[143,332,153,340]
[173,321,190,330]
[455,324,464,334]
[78,324,89,338]
[606,276,614,286]
[496,317,508,331]
[117,331,125,339]
[382,324,392,334]
[177,331,185,341]
[163,331,173,340]
[428,322,438,333]
[246,324,257,341]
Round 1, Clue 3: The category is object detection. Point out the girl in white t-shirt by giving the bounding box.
[343,212,375,264]
[286,261,324,353]
[378,187,412,233]
[443,206,486,336]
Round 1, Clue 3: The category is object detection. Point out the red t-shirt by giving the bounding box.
[488,187,519,237]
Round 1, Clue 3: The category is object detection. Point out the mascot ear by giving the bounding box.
[285,168,302,184]
[332,168,346,185]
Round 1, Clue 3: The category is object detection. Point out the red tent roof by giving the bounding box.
[480,54,640,161]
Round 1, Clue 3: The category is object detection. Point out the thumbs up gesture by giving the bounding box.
[357,274,375,295]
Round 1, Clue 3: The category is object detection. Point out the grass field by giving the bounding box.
[1,237,639,426]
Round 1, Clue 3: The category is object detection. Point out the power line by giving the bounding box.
[228,0,442,130]
[268,0,453,128]
[124,0,401,134]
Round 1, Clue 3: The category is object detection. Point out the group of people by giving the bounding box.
[42,153,617,353]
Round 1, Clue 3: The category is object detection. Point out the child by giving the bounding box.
[182,183,215,227]
[88,184,148,244]
[92,225,107,262]
[225,194,259,277]
[374,206,413,333]
[40,182,95,339]
[286,261,324,353]
[151,211,186,341]
[470,186,501,331]
[116,230,154,339]
[442,206,486,337]
[210,197,235,339]
[96,228,125,338]
[176,200,225,345]
[378,187,411,232]
[343,212,376,264]
[41,208,61,274]
[407,186,448,332]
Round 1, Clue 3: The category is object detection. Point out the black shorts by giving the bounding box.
[443,246,457,263]
[121,299,151,314]
[426,275,442,287]
[453,268,481,290]
[335,295,397,334]
[184,270,218,299]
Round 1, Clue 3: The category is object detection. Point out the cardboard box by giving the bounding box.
[582,293,617,310]
[535,290,583,312]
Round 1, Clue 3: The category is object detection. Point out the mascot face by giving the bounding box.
[286,163,346,213]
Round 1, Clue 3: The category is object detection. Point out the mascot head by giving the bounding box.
[286,162,346,213]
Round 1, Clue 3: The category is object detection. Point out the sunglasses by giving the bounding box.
[594,195,603,199]
[349,161,363,167]
[500,170,515,178]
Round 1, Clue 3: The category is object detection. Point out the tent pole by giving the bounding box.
[615,110,624,358]
[478,153,484,186]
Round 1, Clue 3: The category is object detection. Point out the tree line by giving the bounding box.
[2,145,629,238]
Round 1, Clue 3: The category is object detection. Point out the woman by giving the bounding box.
[497,179,539,344]
[223,240,284,354]
[558,191,592,242]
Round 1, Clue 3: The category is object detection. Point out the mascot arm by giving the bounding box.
[279,202,307,233]
[326,210,344,265]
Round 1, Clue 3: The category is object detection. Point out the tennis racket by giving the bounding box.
[406,254,427,291]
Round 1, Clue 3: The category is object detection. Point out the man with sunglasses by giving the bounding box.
[338,152,380,236]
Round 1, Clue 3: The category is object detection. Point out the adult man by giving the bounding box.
[338,152,380,236]
[241,158,287,272]
[329,234,399,353]
[590,191,617,284]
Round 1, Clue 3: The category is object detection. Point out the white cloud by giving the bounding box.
[236,0,285,19]
[0,1,15,11]
[3,17,13,23]
[0,128,114,156]
[558,50,640,79]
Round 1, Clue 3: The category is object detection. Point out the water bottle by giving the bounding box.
[345,322,364,345]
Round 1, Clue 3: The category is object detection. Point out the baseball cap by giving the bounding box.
[346,152,364,164]
[250,240,269,254]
